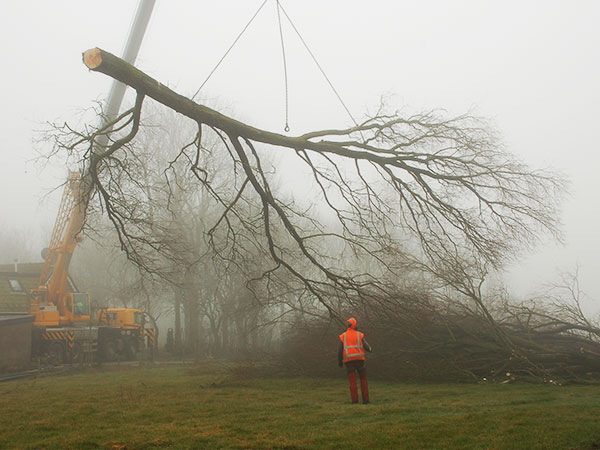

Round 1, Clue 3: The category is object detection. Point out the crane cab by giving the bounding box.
[97,308,144,331]
[29,291,90,327]
[67,292,91,324]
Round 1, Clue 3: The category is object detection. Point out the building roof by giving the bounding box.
[0,265,41,313]
[0,262,78,313]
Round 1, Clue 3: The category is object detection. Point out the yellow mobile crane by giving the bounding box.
[29,0,156,364]
[29,171,150,364]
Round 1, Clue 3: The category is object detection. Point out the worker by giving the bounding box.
[338,317,372,404]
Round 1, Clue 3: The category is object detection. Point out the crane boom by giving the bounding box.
[102,0,156,126]
[29,171,87,327]
[38,171,85,295]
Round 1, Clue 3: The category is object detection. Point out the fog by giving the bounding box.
[1,1,598,308]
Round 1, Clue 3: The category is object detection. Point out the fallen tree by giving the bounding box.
[75,47,561,295]
[45,47,593,381]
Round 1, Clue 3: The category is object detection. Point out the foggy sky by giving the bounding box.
[1,1,598,308]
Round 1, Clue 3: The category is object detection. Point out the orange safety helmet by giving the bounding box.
[346,317,357,329]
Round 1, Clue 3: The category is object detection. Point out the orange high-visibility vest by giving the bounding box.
[339,328,365,363]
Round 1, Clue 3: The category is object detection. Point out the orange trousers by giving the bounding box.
[345,360,369,404]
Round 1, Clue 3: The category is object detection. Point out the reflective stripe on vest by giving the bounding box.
[341,329,365,362]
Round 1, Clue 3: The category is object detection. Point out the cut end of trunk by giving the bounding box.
[83,48,102,69]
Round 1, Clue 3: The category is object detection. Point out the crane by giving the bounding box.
[27,0,157,364]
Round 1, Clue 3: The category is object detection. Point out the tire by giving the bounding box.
[101,338,118,362]
[70,342,83,364]
[47,342,65,366]
[114,336,127,361]
[124,337,137,361]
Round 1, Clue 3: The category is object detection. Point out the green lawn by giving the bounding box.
[0,363,598,449]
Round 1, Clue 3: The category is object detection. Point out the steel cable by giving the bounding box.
[192,0,269,101]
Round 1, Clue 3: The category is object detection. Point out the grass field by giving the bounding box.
[0,362,599,449]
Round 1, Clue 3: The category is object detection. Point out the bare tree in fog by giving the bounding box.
[88,103,296,355]
[0,226,39,264]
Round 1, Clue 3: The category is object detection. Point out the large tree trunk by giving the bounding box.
[174,295,182,353]
[83,47,374,156]
[182,270,199,358]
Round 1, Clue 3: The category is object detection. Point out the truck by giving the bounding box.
[28,171,153,365]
